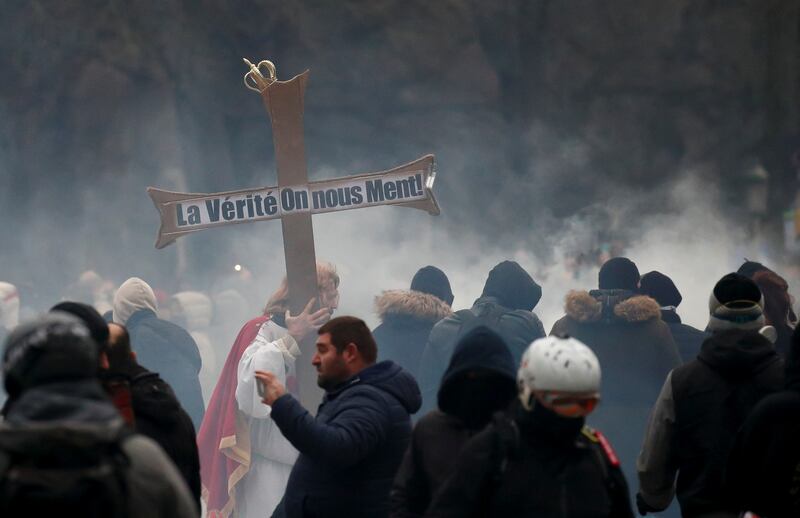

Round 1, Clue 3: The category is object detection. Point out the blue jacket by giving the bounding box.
[271,360,421,518]
[126,310,205,429]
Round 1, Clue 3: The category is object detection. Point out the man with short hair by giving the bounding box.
[256,316,421,518]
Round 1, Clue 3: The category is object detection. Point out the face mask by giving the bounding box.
[522,402,585,445]
[448,378,513,429]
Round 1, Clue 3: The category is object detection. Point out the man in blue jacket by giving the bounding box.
[255,316,422,518]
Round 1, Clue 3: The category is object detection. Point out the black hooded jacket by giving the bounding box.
[103,361,201,506]
[658,330,783,516]
[726,325,800,517]
[389,327,517,518]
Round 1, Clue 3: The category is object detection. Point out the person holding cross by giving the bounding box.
[197,262,339,518]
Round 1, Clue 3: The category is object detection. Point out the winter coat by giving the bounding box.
[374,289,452,380]
[549,289,680,493]
[390,326,517,517]
[104,361,201,507]
[726,327,800,517]
[0,380,197,518]
[638,330,783,517]
[271,360,422,518]
[126,309,205,429]
[425,404,633,518]
[660,309,709,363]
[416,296,545,416]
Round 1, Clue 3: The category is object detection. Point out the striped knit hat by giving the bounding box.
[707,273,765,332]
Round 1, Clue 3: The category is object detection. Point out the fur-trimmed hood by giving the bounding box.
[375,289,452,324]
[564,289,662,323]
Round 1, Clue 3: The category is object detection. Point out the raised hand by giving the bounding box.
[285,298,332,341]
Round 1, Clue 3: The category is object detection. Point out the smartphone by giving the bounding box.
[257,377,266,398]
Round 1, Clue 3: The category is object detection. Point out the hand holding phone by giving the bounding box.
[255,370,286,405]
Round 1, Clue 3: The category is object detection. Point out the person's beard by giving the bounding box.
[316,358,348,391]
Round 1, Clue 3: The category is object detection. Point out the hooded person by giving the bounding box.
[374,266,454,379]
[0,313,197,517]
[198,262,339,518]
[425,335,633,518]
[637,273,784,518]
[416,261,545,416]
[549,257,680,494]
[113,277,205,428]
[389,326,517,517]
[726,323,800,517]
[640,271,709,363]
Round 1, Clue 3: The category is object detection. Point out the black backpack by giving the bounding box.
[0,423,131,517]
[454,304,509,339]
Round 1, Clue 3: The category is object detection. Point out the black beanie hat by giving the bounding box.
[51,301,109,353]
[598,257,640,291]
[481,261,542,311]
[640,271,683,308]
[2,313,99,398]
[410,266,454,306]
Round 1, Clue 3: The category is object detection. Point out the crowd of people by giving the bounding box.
[0,256,798,517]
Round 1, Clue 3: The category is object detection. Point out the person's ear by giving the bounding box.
[130,351,137,361]
[100,352,110,370]
[343,342,359,364]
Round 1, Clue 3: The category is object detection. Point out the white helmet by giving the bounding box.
[518,335,601,411]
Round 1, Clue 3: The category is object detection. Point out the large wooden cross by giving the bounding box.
[148,59,439,407]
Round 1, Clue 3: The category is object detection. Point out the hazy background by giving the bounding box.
[1,1,799,332]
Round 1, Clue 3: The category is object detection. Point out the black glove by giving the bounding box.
[636,493,659,516]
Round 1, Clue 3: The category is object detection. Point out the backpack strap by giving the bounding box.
[455,304,508,339]
[581,426,622,496]
[581,426,620,468]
